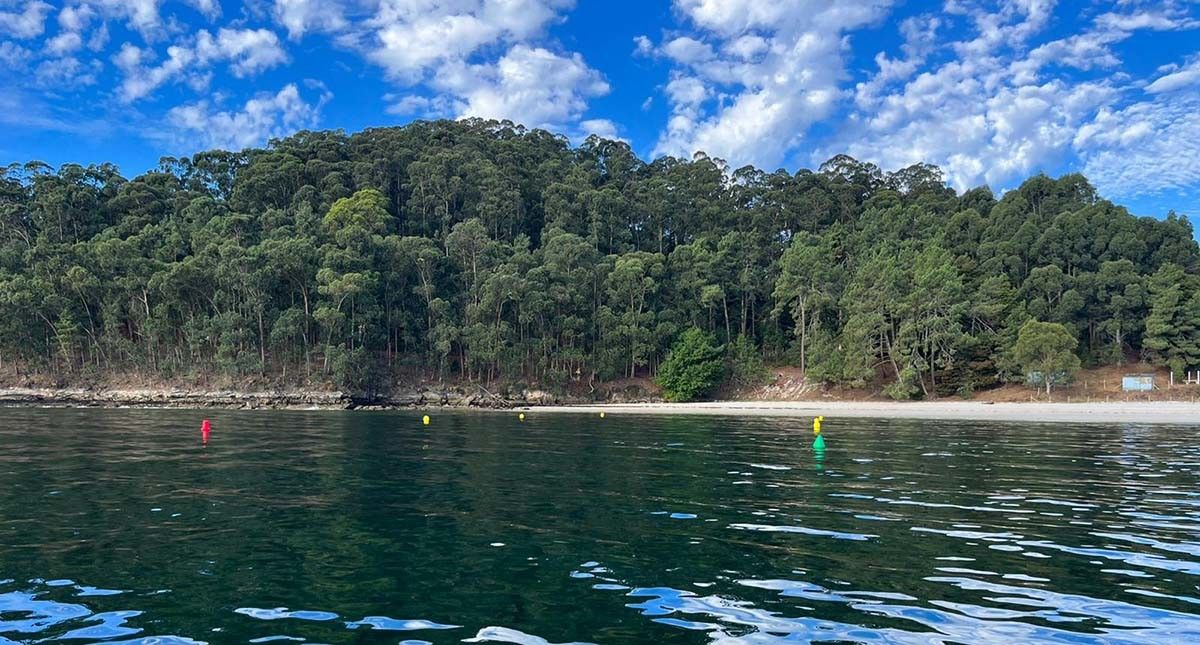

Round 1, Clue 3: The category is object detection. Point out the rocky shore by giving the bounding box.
[0,385,583,410]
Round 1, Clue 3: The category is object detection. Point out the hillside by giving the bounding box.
[1,119,1197,400]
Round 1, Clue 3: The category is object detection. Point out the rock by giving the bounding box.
[523,389,556,405]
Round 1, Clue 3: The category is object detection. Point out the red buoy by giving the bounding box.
[201,419,212,444]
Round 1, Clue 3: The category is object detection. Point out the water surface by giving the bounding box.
[2,409,1200,643]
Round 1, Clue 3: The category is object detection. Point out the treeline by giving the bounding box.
[1,119,1198,397]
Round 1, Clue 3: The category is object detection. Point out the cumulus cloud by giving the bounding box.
[196,28,289,77]
[166,83,331,150]
[273,0,348,40]
[115,28,289,101]
[648,0,896,167]
[45,31,83,56]
[579,118,622,141]
[36,54,101,86]
[352,0,606,131]
[86,0,166,39]
[0,0,52,39]
[0,41,31,74]
[184,0,221,20]
[833,0,1200,199]
[1078,93,1200,201]
[433,45,609,130]
[1146,57,1200,94]
[360,0,573,81]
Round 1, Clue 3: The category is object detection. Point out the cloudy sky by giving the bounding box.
[1,0,1198,217]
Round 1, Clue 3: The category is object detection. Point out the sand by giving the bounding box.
[530,400,1200,424]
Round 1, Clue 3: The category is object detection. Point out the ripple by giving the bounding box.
[234,607,340,621]
[345,616,460,631]
[464,626,596,644]
[728,523,877,541]
[7,410,1200,644]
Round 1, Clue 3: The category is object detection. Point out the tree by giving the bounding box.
[0,119,1194,400]
[774,231,839,374]
[895,244,968,398]
[1012,320,1081,394]
[726,334,766,387]
[656,327,724,402]
[1143,263,1200,377]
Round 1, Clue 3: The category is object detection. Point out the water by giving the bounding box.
[2,410,1200,644]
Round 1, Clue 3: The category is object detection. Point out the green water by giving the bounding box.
[2,409,1200,644]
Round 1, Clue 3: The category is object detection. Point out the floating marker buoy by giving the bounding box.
[519,412,525,421]
[422,415,430,426]
[813,434,826,451]
[600,411,605,419]
[813,416,823,435]
[200,419,211,444]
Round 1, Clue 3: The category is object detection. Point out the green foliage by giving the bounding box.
[726,334,767,387]
[0,120,1194,398]
[657,328,725,402]
[1143,263,1200,378]
[1012,320,1082,393]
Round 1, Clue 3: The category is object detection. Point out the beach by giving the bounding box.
[531,400,1200,424]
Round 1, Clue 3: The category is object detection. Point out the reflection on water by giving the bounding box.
[2,409,1200,643]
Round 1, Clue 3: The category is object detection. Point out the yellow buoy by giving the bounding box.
[519,412,525,421]
[600,411,606,419]
[813,416,823,435]
[422,415,430,426]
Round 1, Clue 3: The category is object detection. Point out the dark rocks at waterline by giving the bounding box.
[0,385,656,410]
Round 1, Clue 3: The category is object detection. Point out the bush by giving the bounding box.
[657,328,725,402]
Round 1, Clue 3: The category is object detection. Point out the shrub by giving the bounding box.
[657,328,724,402]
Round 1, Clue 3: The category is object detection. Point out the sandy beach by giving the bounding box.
[531,400,1200,424]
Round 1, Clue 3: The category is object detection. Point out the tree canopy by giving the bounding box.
[1,118,1196,397]
[1012,320,1082,394]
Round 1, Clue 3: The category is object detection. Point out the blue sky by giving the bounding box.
[1,0,1198,218]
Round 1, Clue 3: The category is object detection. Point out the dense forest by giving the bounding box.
[1,119,1198,398]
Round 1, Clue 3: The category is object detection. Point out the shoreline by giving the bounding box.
[0,385,570,410]
[2,386,1199,424]
[528,400,1200,424]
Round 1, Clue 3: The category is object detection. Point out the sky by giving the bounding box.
[1,0,1198,218]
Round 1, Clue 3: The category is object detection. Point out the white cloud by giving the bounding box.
[344,0,606,133]
[360,0,573,82]
[579,118,621,141]
[57,5,95,32]
[273,0,348,40]
[1146,57,1200,94]
[46,31,83,56]
[115,28,289,101]
[87,0,166,39]
[661,36,714,65]
[385,94,437,115]
[831,0,1200,198]
[650,0,896,167]
[115,42,195,102]
[184,0,221,20]
[0,41,31,66]
[1078,93,1200,201]
[433,44,609,130]
[0,0,52,39]
[166,83,331,150]
[633,35,654,56]
[197,28,289,77]
[36,55,100,86]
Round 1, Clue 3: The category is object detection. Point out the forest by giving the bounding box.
[1,118,1198,399]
